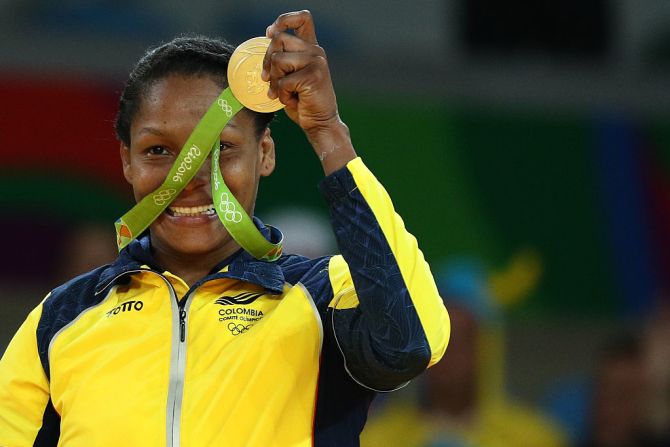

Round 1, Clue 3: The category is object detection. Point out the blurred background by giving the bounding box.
[2,1,670,446]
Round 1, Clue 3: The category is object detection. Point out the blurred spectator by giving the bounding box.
[541,374,591,444]
[579,333,665,447]
[264,207,336,258]
[361,259,566,447]
[644,301,670,442]
[0,222,118,354]
[54,222,118,283]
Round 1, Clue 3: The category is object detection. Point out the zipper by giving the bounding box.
[158,273,190,447]
[95,266,194,446]
[179,307,186,342]
[167,274,232,445]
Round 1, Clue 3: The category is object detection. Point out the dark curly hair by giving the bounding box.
[115,35,275,146]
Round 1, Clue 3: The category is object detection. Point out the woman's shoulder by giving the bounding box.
[45,264,114,313]
[276,253,339,305]
[36,263,117,378]
[276,253,332,280]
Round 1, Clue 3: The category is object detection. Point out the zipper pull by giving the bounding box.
[179,308,186,342]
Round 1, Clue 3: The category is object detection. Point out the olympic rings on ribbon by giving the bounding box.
[218,192,243,223]
[218,99,233,117]
[152,189,177,206]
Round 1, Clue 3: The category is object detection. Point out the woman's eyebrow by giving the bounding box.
[137,126,165,136]
[137,122,242,138]
[221,123,246,136]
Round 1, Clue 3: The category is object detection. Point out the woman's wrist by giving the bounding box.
[306,117,357,176]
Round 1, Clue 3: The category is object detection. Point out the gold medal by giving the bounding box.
[228,37,284,113]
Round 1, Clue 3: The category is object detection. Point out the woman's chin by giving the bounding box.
[151,218,233,257]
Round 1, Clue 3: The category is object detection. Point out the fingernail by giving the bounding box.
[267,89,277,99]
[266,26,272,37]
[261,69,268,82]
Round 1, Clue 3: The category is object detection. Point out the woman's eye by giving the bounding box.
[148,146,169,156]
[220,142,230,151]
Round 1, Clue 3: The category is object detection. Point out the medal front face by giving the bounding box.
[228,37,284,113]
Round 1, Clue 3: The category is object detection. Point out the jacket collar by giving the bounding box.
[95,217,285,295]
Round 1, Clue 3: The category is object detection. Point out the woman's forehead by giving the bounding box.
[142,75,222,114]
[133,75,254,132]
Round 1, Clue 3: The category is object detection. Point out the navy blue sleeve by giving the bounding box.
[318,159,449,391]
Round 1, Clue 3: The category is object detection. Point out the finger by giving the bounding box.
[266,10,318,45]
[269,51,317,79]
[272,57,329,101]
[275,83,298,109]
[262,36,283,82]
[262,32,325,81]
[271,31,325,53]
[266,51,312,99]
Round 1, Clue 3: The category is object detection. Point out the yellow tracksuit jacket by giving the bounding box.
[0,158,450,446]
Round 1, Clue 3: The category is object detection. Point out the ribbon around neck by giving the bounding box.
[115,87,283,261]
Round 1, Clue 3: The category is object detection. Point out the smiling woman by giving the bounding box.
[120,75,275,285]
[0,10,450,447]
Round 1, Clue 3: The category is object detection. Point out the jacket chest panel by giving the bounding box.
[180,283,323,446]
[49,285,174,446]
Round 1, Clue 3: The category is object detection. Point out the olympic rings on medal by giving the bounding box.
[218,99,233,117]
[218,192,243,223]
[152,188,177,206]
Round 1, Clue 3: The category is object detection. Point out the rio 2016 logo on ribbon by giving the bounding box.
[172,145,202,183]
[218,192,243,223]
[218,99,233,117]
[153,188,177,206]
[212,150,221,191]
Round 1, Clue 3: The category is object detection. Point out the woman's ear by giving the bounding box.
[258,128,275,177]
[119,142,133,184]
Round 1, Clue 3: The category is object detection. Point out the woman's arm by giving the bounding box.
[263,10,450,390]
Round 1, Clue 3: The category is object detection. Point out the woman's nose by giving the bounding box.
[182,156,211,192]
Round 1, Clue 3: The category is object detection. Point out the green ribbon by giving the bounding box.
[115,87,283,261]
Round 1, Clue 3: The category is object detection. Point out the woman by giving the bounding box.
[0,11,450,446]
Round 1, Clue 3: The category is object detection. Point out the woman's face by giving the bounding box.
[120,74,275,258]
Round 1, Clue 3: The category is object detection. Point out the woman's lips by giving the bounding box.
[166,204,216,217]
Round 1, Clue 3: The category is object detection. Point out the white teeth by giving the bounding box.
[169,204,215,217]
